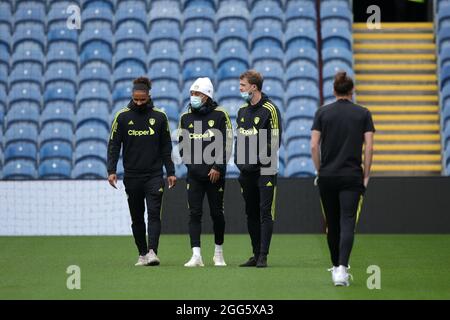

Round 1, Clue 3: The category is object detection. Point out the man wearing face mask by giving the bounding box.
[178,77,233,267]
[107,76,177,267]
[235,70,282,268]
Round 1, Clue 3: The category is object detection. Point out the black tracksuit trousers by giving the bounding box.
[238,172,277,257]
[317,176,365,268]
[123,175,165,256]
[187,177,225,248]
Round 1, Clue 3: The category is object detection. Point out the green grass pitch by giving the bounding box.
[1,234,449,300]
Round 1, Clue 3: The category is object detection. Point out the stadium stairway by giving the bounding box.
[353,22,442,176]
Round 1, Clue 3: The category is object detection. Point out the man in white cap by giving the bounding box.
[178,77,233,267]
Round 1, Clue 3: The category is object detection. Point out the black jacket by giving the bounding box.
[107,99,175,178]
[178,99,233,180]
[234,93,282,175]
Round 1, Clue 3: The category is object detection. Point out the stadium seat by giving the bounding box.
[41,102,75,126]
[4,123,39,146]
[113,62,147,86]
[9,62,43,89]
[39,141,73,162]
[40,122,74,145]
[284,118,313,143]
[148,41,181,64]
[322,47,353,68]
[112,82,133,103]
[81,0,114,25]
[79,22,113,50]
[115,42,147,70]
[12,23,45,52]
[253,59,284,82]
[0,1,12,30]
[38,159,72,179]
[14,0,46,26]
[80,41,113,68]
[5,102,40,129]
[184,3,216,26]
[151,80,181,105]
[285,157,316,177]
[149,0,182,25]
[183,20,216,46]
[44,82,77,104]
[45,62,78,88]
[217,60,248,81]
[77,81,111,105]
[148,20,181,45]
[76,101,110,129]
[47,42,79,68]
[286,80,320,106]
[75,123,109,145]
[182,41,215,66]
[8,83,41,107]
[79,62,111,88]
[216,1,250,27]
[441,65,450,89]
[11,42,44,69]
[322,26,352,50]
[286,1,316,24]
[285,46,318,68]
[440,49,450,68]
[251,45,284,65]
[285,24,317,50]
[115,0,148,29]
[250,22,283,50]
[2,160,37,180]
[74,141,107,163]
[216,20,249,49]
[285,103,316,123]
[217,40,249,67]
[0,28,10,67]
[321,1,352,30]
[438,4,450,29]
[251,0,283,28]
[4,141,37,163]
[48,1,77,26]
[182,61,215,83]
[216,79,241,103]
[115,21,148,47]
[286,138,311,161]
[72,159,107,179]
[286,62,319,85]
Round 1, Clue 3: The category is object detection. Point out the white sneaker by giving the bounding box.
[184,255,204,267]
[135,255,148,266]
[213,252,227,266]
[146,249,160,266]
[327,266,338,283]
[333,265,353,287]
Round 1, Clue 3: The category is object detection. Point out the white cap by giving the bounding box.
[190,77,214,99]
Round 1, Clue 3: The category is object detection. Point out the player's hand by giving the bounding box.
[167,175,177,189]
[108,174,118,189]
[208,168,220,184]
[364,176,370,188]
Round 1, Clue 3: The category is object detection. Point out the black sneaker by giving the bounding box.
[256,255,267,268]
[239,256,258,267]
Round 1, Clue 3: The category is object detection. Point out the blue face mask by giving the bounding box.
[190,96,203,109]
[241,91,253,102]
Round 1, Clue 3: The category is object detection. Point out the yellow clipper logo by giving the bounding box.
[128,127,155,136]
[189,129,215,140]
[254,117,260,125]
[208,120,215,127]
[149,118,155,126]
[239,126,258,136]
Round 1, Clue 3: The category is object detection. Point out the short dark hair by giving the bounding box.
[133,76,152,91]
[240,69,264,91]
[333,71,354,95]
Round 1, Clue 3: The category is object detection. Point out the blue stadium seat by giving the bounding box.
[77,81,110,105]
[441,65,450,89]
[48,22,78,45]
[112,82,133,103]
[216,79,240,101]
[72,159,107,179]
[217,60,248,81]
[253,60,284,84]
[40,122,74,145]
[5,102,40,129]
[148,41,181,64]
[322,26,352,50]
[285,46,318,68]
[75,123,109,145]
[79,23,113,51]
[115,21,148,46]
[44,82,76,104]
[148,20,181,45]
[286,97,318,115]
[0,65,7,93]
[286,80,320,106]
[261,79,284,111]
[0,24,11,56]
[183,21,215,47]
[115,42,147,71]
[148,61,181,83]
[113,62,147,86]
[251,45,284,65]
[153,103,179,123]
[0,1,12,29]
[4,123,39,146]
[216,1,250,27]
[14,0,46,26]
[216,20,249,49]
[115,0,148,29]
[11,44,44,72]
[4,141,37,163]
[2,160,37,180]
[8,83,41,107]
[40,141,73,162]
[323,61,354,82]
[285,1,316,24]
[41,101,75,126]
[251,0,283,27]
[440,49,450,69]
[47,42,79,68]
[151,80,180,104]
[9,62,43,89]
[285,24,317,50]
[76,101,110,129]
[286,138,311,161]
[438,4,450,29]
[45,62,78,87]
[439,27,450,55]
[12,23,45,52]
[48,1,77,25]
[182,41,215,65]
[285,157,315,177]
[81,0,114,25]
[75,140,107,163]
[39,159,72,179]
[184,3,216,26]
[149,1,182,28]
[322,47,353,68]
[251,23,283,50]
[184,0,216,10]
[284,118,313,144]
[285,103,316,123]
[286,62,319,85]
[182,61,215,83]
[441,99,450,125]
[79,62,111,88]
[321,1,352,30]
[444,125,450,149]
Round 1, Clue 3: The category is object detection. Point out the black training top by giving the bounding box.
[311,98,376,177]
[107,99,175,178]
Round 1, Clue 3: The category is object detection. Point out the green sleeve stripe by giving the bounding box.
[262,103,279,130]
[264,102,280,129]
[110,108,129,140]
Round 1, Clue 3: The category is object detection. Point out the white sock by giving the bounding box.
[215,244,223,253]
[193,247,201,257]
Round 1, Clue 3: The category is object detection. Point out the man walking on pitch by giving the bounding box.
[107,76,177,266]
[311,71,375,286]
[178,77,233,267]
[235,70,282,268]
